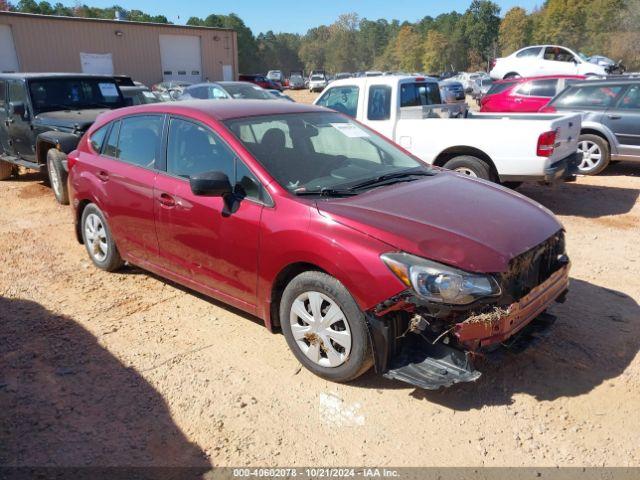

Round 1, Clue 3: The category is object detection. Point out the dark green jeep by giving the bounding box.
[0,73,127,204]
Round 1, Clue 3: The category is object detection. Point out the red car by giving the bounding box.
[480,75,586,112]
[238,74,283,92]
[68,100,570,389]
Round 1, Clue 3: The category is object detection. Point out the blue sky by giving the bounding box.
[56,0,542,34]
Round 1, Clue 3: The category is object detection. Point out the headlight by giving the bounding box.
[381,252,501,305]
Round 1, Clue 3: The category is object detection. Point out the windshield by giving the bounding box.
[28,78,124,112]
[223,84,273,100]
[311,75,325,81]
[578,52,589,61]
[225,112,430,194]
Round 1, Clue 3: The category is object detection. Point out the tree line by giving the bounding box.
[3,0,639,73]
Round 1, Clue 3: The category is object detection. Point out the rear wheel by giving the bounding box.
[0,160,14,181]
[577,134,610,175]
[47,149,69,205]
[280,271,372,383]
[81,203,124,272]
[444,155,496,182]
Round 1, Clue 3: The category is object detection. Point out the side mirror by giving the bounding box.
[190,171,233,197]
[9,101,26,118]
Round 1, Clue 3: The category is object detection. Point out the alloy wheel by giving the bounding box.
[577,140,603,173]
[84,213,109,263]
[289,291,352,368]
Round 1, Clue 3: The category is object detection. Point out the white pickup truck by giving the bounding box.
[314,75,582,184]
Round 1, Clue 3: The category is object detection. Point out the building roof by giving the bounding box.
[0,11,235,32]
[0,72,123,80]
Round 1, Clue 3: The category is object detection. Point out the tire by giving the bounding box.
[576,134,610,175]
[280,271,373,383]
[504,72,521,79]
[80,203,124,272]
[0,160,14,181]
[444,155,496,182]
[47,149,69,205]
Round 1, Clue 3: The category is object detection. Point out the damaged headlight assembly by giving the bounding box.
[381,252,501,305]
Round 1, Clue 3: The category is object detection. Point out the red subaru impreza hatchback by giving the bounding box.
[68,100,570,389]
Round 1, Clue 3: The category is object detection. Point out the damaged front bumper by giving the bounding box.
[367,260,570,390]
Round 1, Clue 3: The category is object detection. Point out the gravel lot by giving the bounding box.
[1,93,639,468]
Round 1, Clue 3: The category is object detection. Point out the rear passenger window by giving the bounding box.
[90,125,110,153]
[516,79,558,97]
[368,85,392,120]
[516,47,542,58]
[400,82,441,107]
[116,115,164,168]
[103,121,121,158]
[553,85,623,109]
[316,86,359,118]
[166,117,235,180]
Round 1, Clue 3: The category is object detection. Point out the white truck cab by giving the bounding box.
[314,75,582,185]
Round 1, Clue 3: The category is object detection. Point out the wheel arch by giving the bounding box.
[433,146,498,178]
[580,127,614,152]
[74,199,94,243]
[36,131,79,165]
[268,262,328,331]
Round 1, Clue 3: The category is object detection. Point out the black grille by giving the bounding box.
[499,231,567,303]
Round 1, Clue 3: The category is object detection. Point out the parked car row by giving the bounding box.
[480,74,640,175]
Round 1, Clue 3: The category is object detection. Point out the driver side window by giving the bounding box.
[316,86,359,118]
[166,117,235,180]
[544,47,575,63]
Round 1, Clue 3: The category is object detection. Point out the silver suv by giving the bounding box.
[545,79,640,175]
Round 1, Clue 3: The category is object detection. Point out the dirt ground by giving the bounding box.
[1,94,639,468]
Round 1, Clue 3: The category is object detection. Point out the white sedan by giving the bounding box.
[490,45,606,80]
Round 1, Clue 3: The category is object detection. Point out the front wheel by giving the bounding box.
[47,149,69,205]
[280,271,373,383]
[444,155,496,182]
[577,134,610,175]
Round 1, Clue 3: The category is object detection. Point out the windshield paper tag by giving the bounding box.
[98,83,118,97]
[330,123,369,138]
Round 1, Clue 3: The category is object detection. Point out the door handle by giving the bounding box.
[607,114,621,120]
[96,170,109,182]
[159,192,176,207]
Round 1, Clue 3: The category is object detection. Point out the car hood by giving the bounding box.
[33,108,112,132]
[315,172,562,273]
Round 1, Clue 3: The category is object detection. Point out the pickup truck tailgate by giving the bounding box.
[548,113,581,162]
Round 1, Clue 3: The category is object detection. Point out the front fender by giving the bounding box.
[37,131,81,156]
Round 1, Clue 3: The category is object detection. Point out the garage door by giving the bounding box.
[0,25,20,73]
[159,34,202,83]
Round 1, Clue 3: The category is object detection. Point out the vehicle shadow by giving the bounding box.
[352,279,639,409]
[0,296,212,472]
[600,161,640,177]
[518,181,639,217]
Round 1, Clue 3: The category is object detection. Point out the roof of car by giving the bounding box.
[494,74,587,85]
[102,99,324,121]
[567,78,640,87]
[0,72,120,80]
